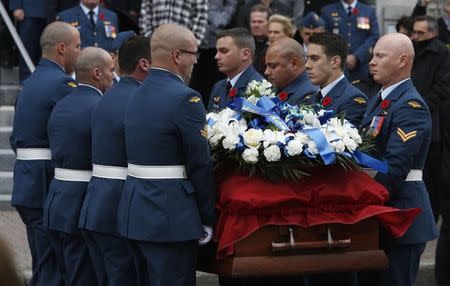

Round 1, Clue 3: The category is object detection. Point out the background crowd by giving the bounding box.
[0,0,450,286]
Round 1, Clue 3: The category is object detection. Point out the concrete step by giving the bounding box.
[0,66,19,85]
[0,171,13,195]
[0,84,19,106]
[0,149,15,171]
[0,106,14,126]
[0,127,12,149]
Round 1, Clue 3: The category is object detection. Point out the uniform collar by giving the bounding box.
[119,76,142,86]
[80,3,99,17]
[227,69,246,88]
[320,74,345,96]
[150,67,184,83]
[379,78,410,100]
[40,58,66,73]
[77,83,103,96]
[341,0,357,11]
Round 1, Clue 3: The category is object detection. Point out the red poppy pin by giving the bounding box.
[380,99,390,109]
[228,88,237,98]
[322,96,333,107]
[99,12,105,21]
[278,91,289,101]
[352,8,359,16]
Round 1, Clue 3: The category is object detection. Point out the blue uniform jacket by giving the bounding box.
[118,69,216,242]
[10,58,77,208]
[312,77,367,126]
[282,71,318,106]
[57,5,118,51]
[9,0,48,18]
[360,79,438,244]
[321,2,379,82]
[79,77,141,235]
[44,85,102,234]
[207,65,264,112]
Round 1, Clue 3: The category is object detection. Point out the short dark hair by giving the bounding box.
[396,16,414,36]
[414,15,439,33]
[250,3,272,18]
[118,35,151,74]
[217,27,256,56]
[309,32,348,70]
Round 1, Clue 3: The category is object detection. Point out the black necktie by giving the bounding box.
[316,90,323,103]
[369,92,382,113]
[347,6,352,16]
[226,81,232,96]
[88,10,95,28]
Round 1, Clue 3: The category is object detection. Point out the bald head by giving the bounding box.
[40,21,78,56]
[75,47,115,91]
[151,23,196,62]
[268,37,305,64]
[370,33,415,88]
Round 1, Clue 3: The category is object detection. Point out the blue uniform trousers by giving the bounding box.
[48,230,97,286]
[380,243,426,286]
[17,17,47,82]
[81,230,137,286]
[436,215,450,286]
[16,206,64,286]
[130,240,198,286]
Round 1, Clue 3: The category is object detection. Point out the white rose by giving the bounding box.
[242,147,259,163]
[295,131,310,145]
[343,136,358,152]
[243,128,264,148]
[210,134,223,147]
[307,140,318,155]
[222,134,240,150]
[302,110,317,125]
[330,140,346,153]
[263,145,281,161]
[286,139,304,156]
[247,95,259,105]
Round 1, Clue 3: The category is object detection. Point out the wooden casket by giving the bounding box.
[198,218,388,277]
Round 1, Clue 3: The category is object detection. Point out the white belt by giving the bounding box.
[54,168,92,182]
[92,164,127,180]
[16,148,51,160]
[127,164,187,179]
[405,169,422,181]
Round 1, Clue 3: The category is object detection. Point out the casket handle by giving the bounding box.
[271,227,351,252]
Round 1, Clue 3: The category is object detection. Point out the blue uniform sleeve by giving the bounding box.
[352,7,379,65]
[51,77,77,104]
[175,92,217,226]
[375,103,430,190]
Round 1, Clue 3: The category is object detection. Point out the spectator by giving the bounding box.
[103,0,141,32]
[267,14,294,45]
[235,0,289,29]
[139,0,208,45]
[249,4,271,75]
[412,0,450,47]
[293,12,325,51]
[411,15,450,222]
[396,16,414,38]
[278,0,304,24]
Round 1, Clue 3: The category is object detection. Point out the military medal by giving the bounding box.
[357,16,370,30]
[368,116,385,137]
[104,22,117,38]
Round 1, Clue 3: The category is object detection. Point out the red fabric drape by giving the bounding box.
[213,167,420,259]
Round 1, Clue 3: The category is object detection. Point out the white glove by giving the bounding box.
[198,225,213,245]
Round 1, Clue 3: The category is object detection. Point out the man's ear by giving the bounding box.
[331,55,341,70]
[93,67,101,80]
[241,48,251,61]
[57,43,65,56]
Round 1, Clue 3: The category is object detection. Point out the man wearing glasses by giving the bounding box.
[117,23,216,286]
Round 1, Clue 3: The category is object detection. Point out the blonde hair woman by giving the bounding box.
[268,14,294,44]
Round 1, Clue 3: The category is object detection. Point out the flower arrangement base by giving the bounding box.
[197,218,388,277]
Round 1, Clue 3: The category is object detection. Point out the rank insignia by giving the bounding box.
[397,127,416,142]
[408,101,422,109]
[189,96,201,103]
[213,96,220,103]
[354,97,367,104]
[70,21,78,27]
[67,82,77,88]
[331,12,339,17]
[304,95,311,99]
[200,125,208,139]
[351,79,361,84]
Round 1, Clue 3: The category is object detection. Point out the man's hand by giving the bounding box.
[198,225,213,245]
[13,9,25,21]
[346,54,358,70]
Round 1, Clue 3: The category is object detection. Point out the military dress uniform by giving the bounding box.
[278,71,318,106]
[10,58,76,286]
[78,77,140,286]
[44,84,102,286]
[117,68,216,286]
[57,4,118,50]
[207,65,264,112]
[312,75,368,126]
[360,79,438,286]
[321,1,379,84]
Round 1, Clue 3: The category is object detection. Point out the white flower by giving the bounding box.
[247,95,259,105]
[263,145,281,161]
[286,139,304,156]
[343,136,358,152]
[306,140,318,154]
[330,140,346,153]
[301,110,317,125]
[262,130,286,148]
[295,131,310,145]
[222,134,240,150]
[210,134,223,147]
[243,128,264,148]
[242,147,259,163]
